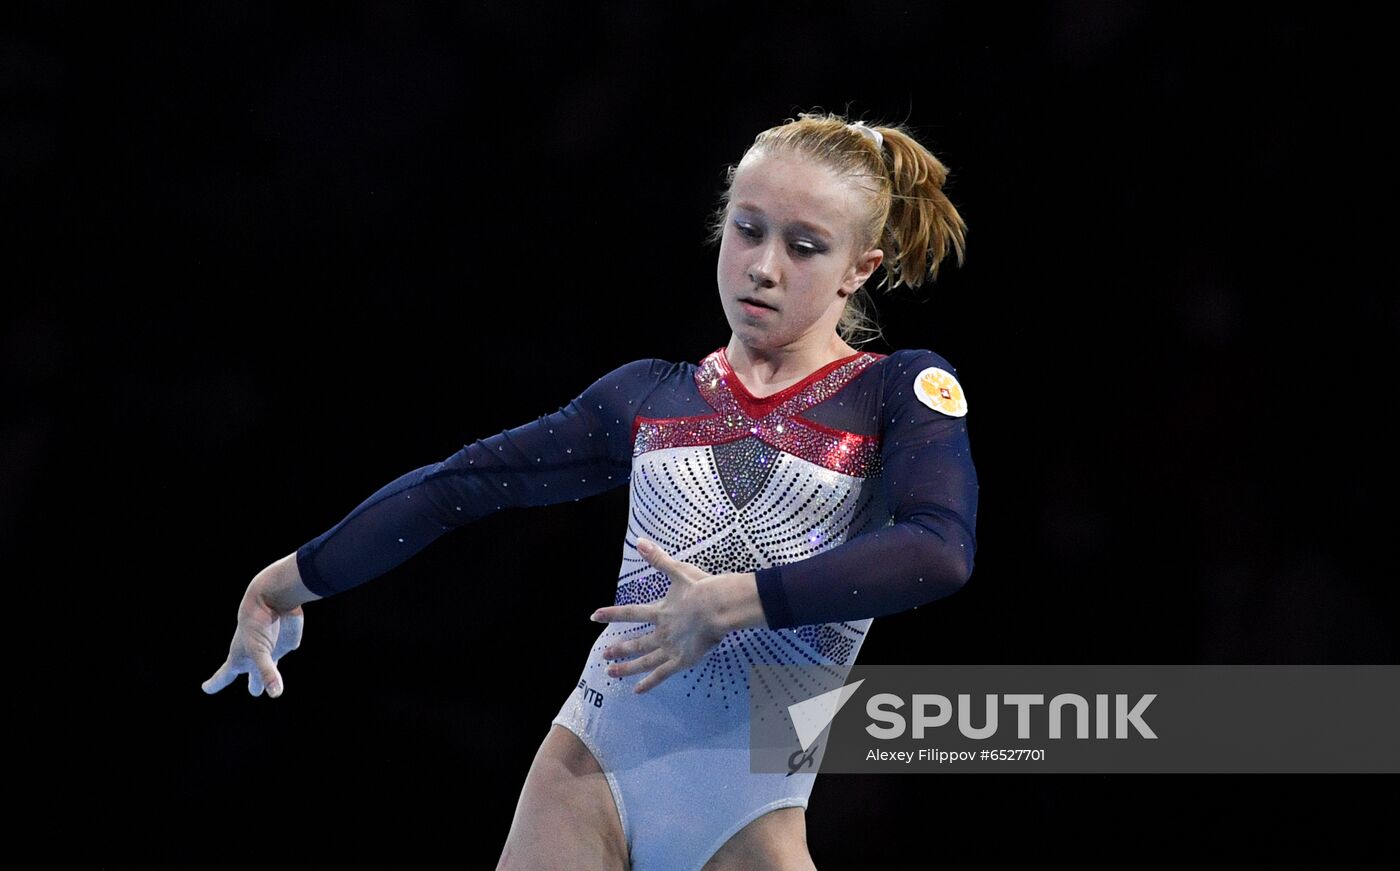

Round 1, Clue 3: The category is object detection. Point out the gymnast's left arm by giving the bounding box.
[748,349,979,630]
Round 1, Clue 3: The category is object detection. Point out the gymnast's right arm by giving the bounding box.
[201,358,668,698]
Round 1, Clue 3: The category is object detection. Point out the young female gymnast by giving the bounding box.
[203,110,977,870]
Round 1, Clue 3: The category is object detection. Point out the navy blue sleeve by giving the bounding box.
[294,359,667,598]
[752,349,979,629]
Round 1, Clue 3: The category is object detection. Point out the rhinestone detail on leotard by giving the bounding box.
[613,348,888,672]
[631,349,884,478]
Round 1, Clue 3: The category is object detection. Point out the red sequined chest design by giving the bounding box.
[630,347,886,478]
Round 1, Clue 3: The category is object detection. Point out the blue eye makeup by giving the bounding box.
[731,218,825,257]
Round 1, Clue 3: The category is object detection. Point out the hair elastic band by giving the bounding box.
[849,121,883,149]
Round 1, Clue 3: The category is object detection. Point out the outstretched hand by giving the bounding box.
[590,538,727,694]
[202,583,304,699]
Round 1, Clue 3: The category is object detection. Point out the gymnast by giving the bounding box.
[204,110,978,870]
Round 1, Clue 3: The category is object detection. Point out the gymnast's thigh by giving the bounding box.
[702,806,817,871]
[497,724,629,871]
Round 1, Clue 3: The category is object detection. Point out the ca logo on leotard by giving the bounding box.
[913,366,968,417]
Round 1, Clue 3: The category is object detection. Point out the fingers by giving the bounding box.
[602,633,660,662]
[247,668,285,698]
[608,648,668,680]
[205,610,301,698]
[636,538,708,583]
[248,649,284,699]
[203,658,283,699]
[272,612,304,659]
[260,659,284,699]
[592,605,653,625]
[634,658,682,695]
[202,661,237,694]
[635,538,669,568]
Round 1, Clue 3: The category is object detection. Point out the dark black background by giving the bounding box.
[6,1,1393,864]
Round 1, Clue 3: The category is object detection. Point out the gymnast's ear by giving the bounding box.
[841,246,884,296]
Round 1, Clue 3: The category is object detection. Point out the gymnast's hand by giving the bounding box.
[202,577,305,699]
[590,538,728,694]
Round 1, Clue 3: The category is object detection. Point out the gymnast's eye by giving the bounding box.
[734,220,823,258]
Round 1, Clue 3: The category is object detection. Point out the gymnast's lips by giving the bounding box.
[739,296,778,311]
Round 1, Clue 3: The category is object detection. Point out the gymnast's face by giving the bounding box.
[717,149,882,355]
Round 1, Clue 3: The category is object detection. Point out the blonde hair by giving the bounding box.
[705,110,967,347]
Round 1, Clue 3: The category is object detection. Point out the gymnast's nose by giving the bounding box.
[748,243,779,288]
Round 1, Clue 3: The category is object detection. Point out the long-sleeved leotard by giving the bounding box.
[296,348,977,621]
[293,345,978,871]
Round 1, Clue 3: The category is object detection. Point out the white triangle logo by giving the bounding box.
[788,679,866,751]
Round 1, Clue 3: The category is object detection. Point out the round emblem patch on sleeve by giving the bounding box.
[913,366,968,417]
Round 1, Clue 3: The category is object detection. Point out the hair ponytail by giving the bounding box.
[875,126,968,290]
[840,122,967,346]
